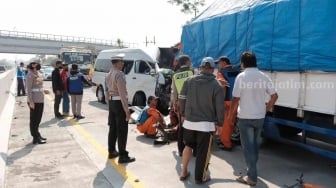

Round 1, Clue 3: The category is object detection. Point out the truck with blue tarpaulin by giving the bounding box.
[180,0,336,159]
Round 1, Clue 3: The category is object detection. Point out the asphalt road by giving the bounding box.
[3,80,336,188]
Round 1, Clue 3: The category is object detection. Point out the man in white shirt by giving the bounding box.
[229,51,278,186]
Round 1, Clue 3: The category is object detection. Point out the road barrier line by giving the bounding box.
[45,94,145,188]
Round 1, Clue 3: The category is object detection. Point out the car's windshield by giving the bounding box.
[62,52,92,65]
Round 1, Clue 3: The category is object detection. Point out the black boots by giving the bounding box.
[118,156,136,163]
[108,151,119,159]
[33,137,46,144]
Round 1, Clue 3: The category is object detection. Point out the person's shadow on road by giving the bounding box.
[4,143,36,166]
[93,161,127,188]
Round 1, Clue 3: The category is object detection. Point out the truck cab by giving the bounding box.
[59,46,94,75]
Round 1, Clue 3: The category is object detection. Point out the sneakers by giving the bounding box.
[77,115,85,119]
[118,156,136,163]
[73,115,85,119]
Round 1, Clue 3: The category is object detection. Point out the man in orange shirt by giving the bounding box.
[137,96,166,136]
[215,56,240,151]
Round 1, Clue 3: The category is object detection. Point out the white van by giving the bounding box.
[92,48,161,107]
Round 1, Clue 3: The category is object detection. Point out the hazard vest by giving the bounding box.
[68,73,84,94]
[173,69,193,95]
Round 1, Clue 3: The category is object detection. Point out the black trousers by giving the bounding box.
[54,93,62,116]
[17,78,25,96]
[183,128,213,182]
[108,100,129,157]
[29,103,44,138]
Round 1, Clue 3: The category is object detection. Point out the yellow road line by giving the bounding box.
[45,94,145,188]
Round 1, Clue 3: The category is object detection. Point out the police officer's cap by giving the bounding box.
[111,53,125,64]
[30,57,41,64]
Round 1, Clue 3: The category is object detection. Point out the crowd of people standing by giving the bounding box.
[20,50,278,186]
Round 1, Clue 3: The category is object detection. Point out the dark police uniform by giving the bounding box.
[26,62,46,144]
[105,54,135,163]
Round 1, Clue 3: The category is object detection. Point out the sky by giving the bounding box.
[0,0,215,61]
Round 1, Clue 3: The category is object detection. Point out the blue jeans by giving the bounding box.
[238,118,264,182]
[62,91,70,113]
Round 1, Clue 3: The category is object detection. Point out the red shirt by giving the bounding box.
[60,70,68,90]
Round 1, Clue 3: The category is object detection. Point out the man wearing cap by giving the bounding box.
[136,96,166,136]
[52,60,64,119]
[170,54,194,156]
[105,54,135,163]
[178,57,224,184]
[215,56,240,151]
[26,59,49,144]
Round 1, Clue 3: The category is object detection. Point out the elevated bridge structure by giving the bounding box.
[0,30,137,55]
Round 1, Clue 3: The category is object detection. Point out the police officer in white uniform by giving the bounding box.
[105,54,135,163]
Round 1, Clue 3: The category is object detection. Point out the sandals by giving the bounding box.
[236,176,257,186]
[179,172,190,181]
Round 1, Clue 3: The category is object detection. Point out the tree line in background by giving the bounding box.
[167,0,205,18]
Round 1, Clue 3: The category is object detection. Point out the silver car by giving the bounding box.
[42,67,53,80]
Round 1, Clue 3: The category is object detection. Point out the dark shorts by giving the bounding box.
[183,128,209,148]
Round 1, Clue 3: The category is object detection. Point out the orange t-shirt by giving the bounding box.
[137,107,161,135]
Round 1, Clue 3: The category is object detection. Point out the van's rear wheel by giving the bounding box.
[133,93,146,107]
[96,86,106,104]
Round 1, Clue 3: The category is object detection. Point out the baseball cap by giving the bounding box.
[147,95,159,104]
[214,56,231,64]
[200,57,215,68]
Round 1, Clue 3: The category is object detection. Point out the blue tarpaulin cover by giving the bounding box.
[181,0,336,71]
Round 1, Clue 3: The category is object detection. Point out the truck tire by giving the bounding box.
[96,86,106,104]
[133,93,146,107]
